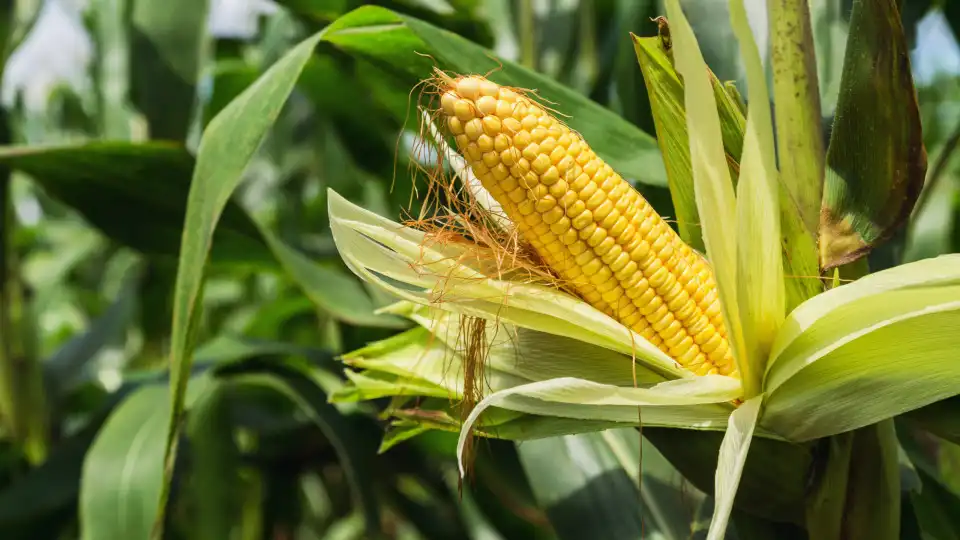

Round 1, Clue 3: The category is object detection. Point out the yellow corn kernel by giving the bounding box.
[438,74,737,378]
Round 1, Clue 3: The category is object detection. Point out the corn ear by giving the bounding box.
[435,73,737,377]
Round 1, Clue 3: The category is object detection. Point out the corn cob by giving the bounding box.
[436,74,737,377]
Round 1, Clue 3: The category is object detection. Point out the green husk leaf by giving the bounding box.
[706,395,762,540]
[631,33,746,252]
[764,259,960,440]
[327,189,692,379]
[334,370,453,401]
[729,0,785,395]
[632,25,818,313]
[768,0,824,238]
[388,400,630,442]
[819,0,926,269]
[333,300,670,402]
[457,376,741,475]
[320,5,667,186]
[393,303,667,386]
[341,326,530,398]
[334,315,736,441]
[473,415,629,441]
[663,0,747,372]
[768,254,960,368]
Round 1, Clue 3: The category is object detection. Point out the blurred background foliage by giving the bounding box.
[1,0,960,538]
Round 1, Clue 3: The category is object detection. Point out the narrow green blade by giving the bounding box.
[157,30,324,537]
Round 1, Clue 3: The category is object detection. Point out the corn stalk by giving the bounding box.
[0,0,46,464]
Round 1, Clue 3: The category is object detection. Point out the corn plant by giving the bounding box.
[320,0,954,537]
[3,0,960,539]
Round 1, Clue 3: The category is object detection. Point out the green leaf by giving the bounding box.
[0,0,16,67]
[706,396,762,540]
[2,141,395,328]
[764,256,960,441]
[819,0,926,269]
[902,396,960,446]
[81,376,214,540]
[130,0,210,140]
[185,381,239,540]
[157,30,324,537]
[0,420,101,531]
[297,55,399,175]
[809,0,850,117]
[805,432,853,538]
[631,33,746,252]
[841,420,901,540]
[274,0,349,23]
[613,2,659,133]
[644,426,809,525]
[44,263,139,393]
[663,0,747,372]
[909,466,960,539]
[517,429,710,540]
[90,0,135,138]
[729,0,785,393]
[257,223,407,328]
[904,166,957,263]
[320,5,668,186]
[0,142,274,267]
[228,370,381,535]
[80,386,170,540]
[202,60,260,128]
